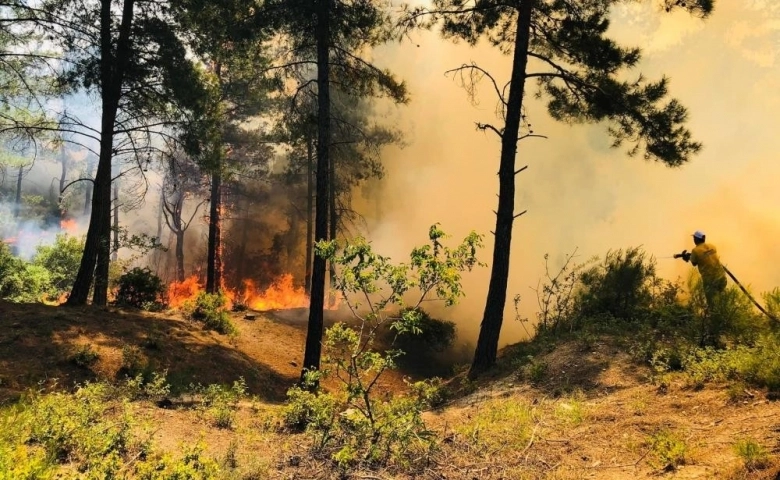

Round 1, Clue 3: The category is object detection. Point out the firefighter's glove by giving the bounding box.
[674,250,691,262]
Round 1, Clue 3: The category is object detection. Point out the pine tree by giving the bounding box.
[402,0,714,376]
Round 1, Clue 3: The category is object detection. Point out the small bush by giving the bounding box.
[192,378,247,429]
[113,267,166,310]
[122,371,171,402]
[648,428,687,470]
[119,344,148,378]
[184,291,237,336]
[392,307,456,353]
[733,438,770,471]
[577,247,660,323]
[68,344,99,368]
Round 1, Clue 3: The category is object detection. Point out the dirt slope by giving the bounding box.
[2,301,779,479]
[0,301,409,403]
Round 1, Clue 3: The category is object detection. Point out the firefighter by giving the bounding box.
[675,231,728,346]
[676,231,727,307]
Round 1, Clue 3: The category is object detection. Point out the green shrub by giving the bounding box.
[184,291,237,336]
[0,242,54,303]
[283,225,482,468]
[648,428,687,470]
[0,380,221,478]
[31,234,83,294]
[68,344,100,368]
[114,267,166,310]
[392,307,456,353]
[192,378,247,429]
[733,438,770,471]
[577,247,659,323]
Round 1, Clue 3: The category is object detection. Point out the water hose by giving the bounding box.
[722,265,780,324]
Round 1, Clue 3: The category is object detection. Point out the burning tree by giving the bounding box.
[170,0,279,296]
[401,0,714,376]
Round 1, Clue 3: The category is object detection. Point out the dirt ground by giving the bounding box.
[2,301,779,479]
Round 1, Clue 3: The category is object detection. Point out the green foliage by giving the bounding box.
[643,330,780,393]
[647,428,688,470]
[403,0,713,166]
[31,233,83,294]
[534,246,689,339]
[0,378,221,478]
[191,379,247,429]
[577,247,669,323]
[68,344,99,368]
[0,241,53,302]
[733,438,770,471]
[284,225,481,468]
[122,371,172,403]
[114,267,167,310]
[456,398,535,455]
[183,291,237,336]
[392,307,456,353]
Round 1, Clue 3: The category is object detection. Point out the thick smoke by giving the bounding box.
[352,1,780,348]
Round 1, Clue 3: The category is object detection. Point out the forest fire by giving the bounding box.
[60,218,78,234]
[166,273,312,311]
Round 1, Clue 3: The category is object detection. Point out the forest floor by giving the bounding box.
[1,300,779,479]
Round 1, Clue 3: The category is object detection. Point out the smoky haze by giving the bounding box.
[354,1,780,348]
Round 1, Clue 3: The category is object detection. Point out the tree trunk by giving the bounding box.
[234,197,249,286]
[327,146,337,308]
[84,157,95,216]
[58,149,67,220]
[155,186,163,244]
[301,0,331,383]
[14,164,23,218]
[111,182,119,261]
[175,230,185,282]
[67,0,135,306]
[469,1,533,378]
[206,166,222,294]
[304,135,314,295]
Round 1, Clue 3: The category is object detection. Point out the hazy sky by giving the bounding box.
[358,1,780,346]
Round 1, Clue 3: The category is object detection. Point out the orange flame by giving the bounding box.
[240,274,309,311]
[165,273,326,312]
[60,218,78,234]
[167,275,203,309]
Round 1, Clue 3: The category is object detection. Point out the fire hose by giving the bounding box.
[672,250,780,324]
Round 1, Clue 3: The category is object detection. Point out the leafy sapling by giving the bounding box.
[286,224,484,466]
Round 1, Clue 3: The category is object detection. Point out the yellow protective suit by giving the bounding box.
[690,242,727,302]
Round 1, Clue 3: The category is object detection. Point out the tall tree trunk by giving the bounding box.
[234,197,249,286]
[13,164,23,218]
[58,149,67,221]
[155,186,164,244]
[67,0,135,306]
[175,230,185,282]
[304,135,314,295]
[302,0,331,383]
[111,182,119,261]
[469,1,533,378]
[84,157,95,216]
[206,166,222,294]
[327,148,337,307]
